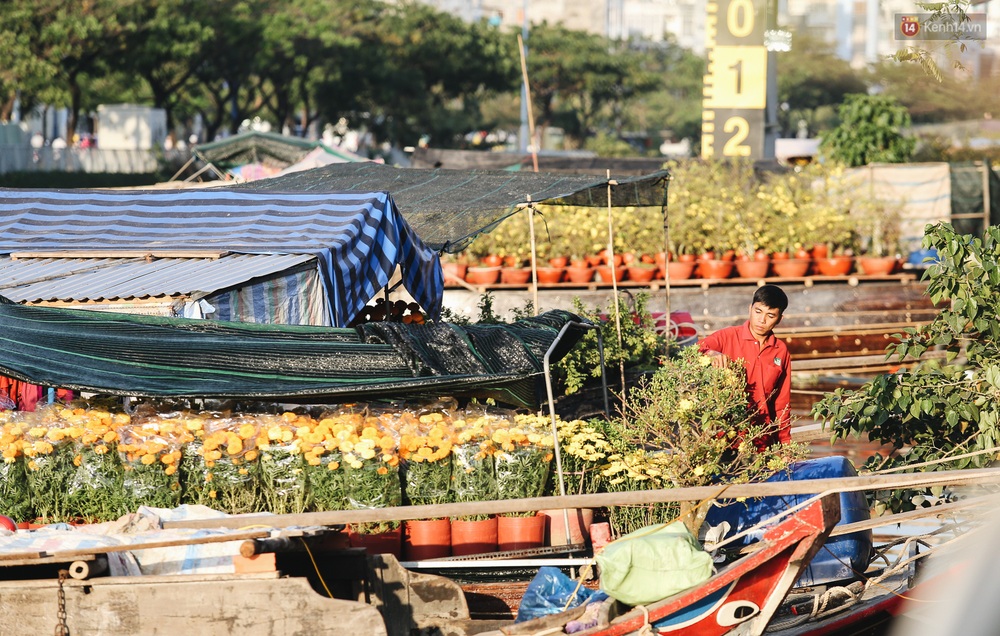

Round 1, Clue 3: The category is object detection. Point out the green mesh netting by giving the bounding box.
[0,296,585,408]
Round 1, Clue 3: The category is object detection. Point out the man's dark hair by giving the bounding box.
[752,284,788,313]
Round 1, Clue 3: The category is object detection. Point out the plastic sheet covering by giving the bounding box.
[0,188,442,327]
[0,296,583,408]
[245,162,671,252]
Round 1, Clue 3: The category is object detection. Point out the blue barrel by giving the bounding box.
[704,456,873,587]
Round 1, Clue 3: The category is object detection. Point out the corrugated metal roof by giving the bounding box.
[0,253,316,304]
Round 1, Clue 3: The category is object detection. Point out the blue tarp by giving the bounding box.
[0,188,442,327]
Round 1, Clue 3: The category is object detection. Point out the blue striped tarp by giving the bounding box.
[0,188,443,327]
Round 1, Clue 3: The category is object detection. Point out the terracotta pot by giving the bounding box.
[794,247,812,260]
[540,508,594,547]
[594,264,627,283]
[857,256,899,276]
[589,522,612,551]
[502,255,521,268]
[698,250,716,262]
[626,265,657,283]
[663,261,696,280]
[720,249,736,261]
[465,266,500,285]
[349,527,402,558]
[451,517,498,556]
[441,262,467,286]
[654,252,668,269]
[564,266,594,284]
[640,253,656,265]
[678,253,697,263]
[481,254,503,268]
[599,249,623,267]
[586,254,603,267]
[734,259,770,279]
[770,258,811,278]
[811,244,830,259]
[535,266,564,285]
[548,256,569,268]
[697,259,734,280]
[500,266,531,285]
[403,519,452,561]
[814,256,854,276]
[497,514,547,552]
[770,251,790,261]
[754,249,770,262]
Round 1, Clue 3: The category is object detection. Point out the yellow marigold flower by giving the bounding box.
[267,425,283,440]
[227,438,244,456]
[376,466,389,475]
[699,355,712,367]
[165,465,177,476]
[73,454,82,467]
[281,411,298,423]
[94,444,108,455]
[205,449,223,461]
[27,459,39,471]
[141,453,157,465]
[208,489,217,499]
[244,449,259,461]
[327,460,340,470]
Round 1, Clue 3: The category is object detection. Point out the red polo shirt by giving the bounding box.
[698,321,791,445]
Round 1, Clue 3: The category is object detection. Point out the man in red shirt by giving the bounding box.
[698,285,791,446]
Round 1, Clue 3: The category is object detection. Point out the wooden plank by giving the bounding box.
[792,350,948,372]
[161,466,1000,530]
[0,529,273,564]
[829,494,997,537]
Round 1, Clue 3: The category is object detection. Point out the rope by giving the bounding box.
[299,538,334,598]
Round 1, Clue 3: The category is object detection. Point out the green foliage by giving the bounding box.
[819,94,916,167]
[601,346,807,533]
[812,223,1000,513]
[556,293,667,396]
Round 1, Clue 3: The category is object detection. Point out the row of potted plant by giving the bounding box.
[444,247,902,285]
[453,161,906,269]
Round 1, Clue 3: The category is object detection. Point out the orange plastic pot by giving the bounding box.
[814,256,854,276]
[770,258,810,278]
[535,266,565,285]
[697,259,734,280]
[626,265,657,283]
[349,526,402,559]
[540,508,594,547]
[663,261,696,280]
[500,267,531,285]
[734,259,769,279]
[465,266,500,285]
[403,519,452,561]
[857,256,899,276]
[497,514,546,552]
[564,266,594,284]
[451,517,498,556]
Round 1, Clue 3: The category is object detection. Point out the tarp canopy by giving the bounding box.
[244,162,671,252]
[0,188,442,327]
[0,297,584,408]
[193,131,320,169]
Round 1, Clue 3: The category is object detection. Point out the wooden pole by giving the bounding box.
[517,32,539,173]
[605,171,626,410]
[161,466,1000,530]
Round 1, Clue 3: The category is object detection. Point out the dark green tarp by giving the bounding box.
[0,296,584,409]
[244,162,671,252]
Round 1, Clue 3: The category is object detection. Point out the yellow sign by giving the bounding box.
[701,0,769,159]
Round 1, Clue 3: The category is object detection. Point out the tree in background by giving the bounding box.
[819,93,915,167]
[775,33,867,138]
[813,223,1000,513]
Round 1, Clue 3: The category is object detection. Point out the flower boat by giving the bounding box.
[495,493,840,636]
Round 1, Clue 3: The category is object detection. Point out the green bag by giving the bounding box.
[596,521,714,606]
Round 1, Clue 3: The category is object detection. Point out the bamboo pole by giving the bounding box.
[161,466,1000,530]
[605,171,625,410]
[527,197,539,314]
[517,33,539,173]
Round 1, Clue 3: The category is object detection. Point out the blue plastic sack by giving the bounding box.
[515,566,597,623]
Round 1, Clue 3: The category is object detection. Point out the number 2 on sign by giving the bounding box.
[722,117,751,156]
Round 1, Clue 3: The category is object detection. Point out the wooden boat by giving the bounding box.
[495,493,841,636]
